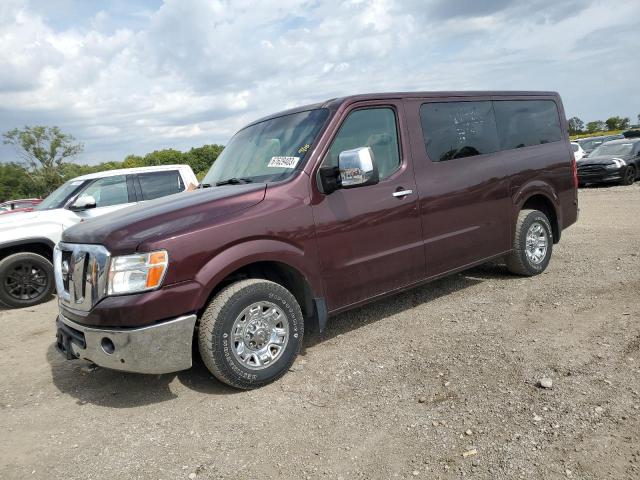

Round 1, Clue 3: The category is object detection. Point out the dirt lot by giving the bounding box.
[1,185,639,480]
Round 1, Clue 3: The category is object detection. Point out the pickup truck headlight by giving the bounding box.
[107,250,168,295]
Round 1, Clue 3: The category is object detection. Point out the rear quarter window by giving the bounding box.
[419,101,499,162]
[493,100,562,150]
[138,170,184,201]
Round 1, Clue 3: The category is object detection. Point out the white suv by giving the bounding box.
[0,165,198,308]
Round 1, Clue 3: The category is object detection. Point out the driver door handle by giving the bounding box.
[392,189,413,198]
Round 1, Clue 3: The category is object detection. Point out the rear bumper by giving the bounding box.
[55,313,197,374]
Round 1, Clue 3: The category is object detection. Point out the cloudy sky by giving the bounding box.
[1,0,639,165]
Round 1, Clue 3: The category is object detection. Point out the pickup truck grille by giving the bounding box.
[54,243,111,312]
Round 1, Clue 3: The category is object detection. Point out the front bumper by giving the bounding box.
[55,313,197,374]
[577,166,623,184]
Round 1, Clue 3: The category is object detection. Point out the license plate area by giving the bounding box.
[55,318,86,360]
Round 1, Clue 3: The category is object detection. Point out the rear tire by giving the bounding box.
[506,209,553,276]
[0,252,55,308]
[198,279,303,389]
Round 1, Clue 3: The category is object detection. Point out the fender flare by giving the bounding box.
[0,237,56,256]
[511,181,563,240]
[193,239,325,310]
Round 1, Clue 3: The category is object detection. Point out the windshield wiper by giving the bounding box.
[215,177,254,186]
[198,183,212,189]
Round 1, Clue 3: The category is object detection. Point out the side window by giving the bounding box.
[325,107,401,180]
[80,175,129,208]
[138,170,184,201]
[420,101,499,161]
[493,100,562,150]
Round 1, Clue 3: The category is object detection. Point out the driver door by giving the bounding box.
[312,102,425,311]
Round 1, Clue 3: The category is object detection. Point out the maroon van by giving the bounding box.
[54,91,579,389]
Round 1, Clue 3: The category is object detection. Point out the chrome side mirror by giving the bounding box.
[70,195,97,211]
[338,147,379,188]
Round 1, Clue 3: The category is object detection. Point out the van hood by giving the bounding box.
[62,183,267,254]
[578,154,631,165]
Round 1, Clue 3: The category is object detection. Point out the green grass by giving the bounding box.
[570,130,623,140]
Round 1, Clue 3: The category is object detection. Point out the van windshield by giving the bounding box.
[202,108,329,186]
[35,180,88,211]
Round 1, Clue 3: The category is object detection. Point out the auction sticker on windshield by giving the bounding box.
[268,156,300,168]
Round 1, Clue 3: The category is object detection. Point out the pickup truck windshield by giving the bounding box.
[202,108,329,186]
[35,180,88,211]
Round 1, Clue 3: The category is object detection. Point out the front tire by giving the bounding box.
[0,252,55,308]
[198,279,304,389]
[621,165,636,186]
[506,209,553,276]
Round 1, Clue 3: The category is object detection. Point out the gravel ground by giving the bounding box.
[1,184,639,480]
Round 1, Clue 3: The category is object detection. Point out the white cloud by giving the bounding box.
[0,0,639,165]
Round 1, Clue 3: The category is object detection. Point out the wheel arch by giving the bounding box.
[0,238,55,263]
[513,184,562,244]
[194,240,326,331]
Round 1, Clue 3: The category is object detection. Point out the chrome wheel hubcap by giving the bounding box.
[231,301,289,370]
[525,221,548,265]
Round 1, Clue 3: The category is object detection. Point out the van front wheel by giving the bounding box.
[198,279,304,389]
[506,209,553,276]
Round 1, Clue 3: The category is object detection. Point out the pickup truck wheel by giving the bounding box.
[198,279,303,389]
[0,252,55,308]
[506,209,553,276]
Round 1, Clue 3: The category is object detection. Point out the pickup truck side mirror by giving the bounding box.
[70,195,97,211]
[319,147,379,194]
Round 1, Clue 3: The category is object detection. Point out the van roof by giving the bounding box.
[248,91,560,127]
[72,164,189,181]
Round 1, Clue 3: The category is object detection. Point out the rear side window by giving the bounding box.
[325,107,401,180]
[138,170,184,201]
[420,102,499,161]
[493,100,562,149]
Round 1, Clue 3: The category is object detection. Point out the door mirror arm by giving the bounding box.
[318,166,341,194]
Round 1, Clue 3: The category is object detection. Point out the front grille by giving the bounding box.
[578,164,607,174]
[54,243,111,312]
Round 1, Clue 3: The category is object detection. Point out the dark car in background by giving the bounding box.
[577,138,640,186]
[575,134,625,156]
[0,198,42,215]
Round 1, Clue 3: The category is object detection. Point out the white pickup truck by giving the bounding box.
[0,164,198,308]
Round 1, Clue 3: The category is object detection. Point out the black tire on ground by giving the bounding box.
[198,279,304,390]
[506,209,553,277]
[621,165,635,186]
[0,252,55,308]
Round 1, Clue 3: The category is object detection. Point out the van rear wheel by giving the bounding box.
[198,279,304,389]
[506,209,553,276]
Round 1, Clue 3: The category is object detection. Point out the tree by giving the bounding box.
[605,116,630,131]
[568,117,584,135]
[585,121,605,133]
[2,126,84,194]
[184,144,224,177]
[0,163,34,201]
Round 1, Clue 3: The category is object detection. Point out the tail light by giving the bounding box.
[571,156,578,190]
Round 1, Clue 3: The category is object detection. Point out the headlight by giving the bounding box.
[108,250,168,295]
[605,163,618,169]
